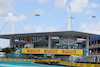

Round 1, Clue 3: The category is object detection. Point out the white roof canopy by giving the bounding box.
[0,31,98,39]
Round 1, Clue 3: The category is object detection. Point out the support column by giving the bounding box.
[86,37,89,56]
[14,42,16,48]
[68,6,71,31]
[48,35,52,49]
[10,37,15,48]
[18,43,20,48]
[33,44,34,48]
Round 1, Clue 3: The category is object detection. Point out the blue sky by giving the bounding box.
[0,0,100,48]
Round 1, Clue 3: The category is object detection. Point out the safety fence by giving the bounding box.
[0,58,60,62]
[75,56,100,64]
[0,58,100,67]
[60,61,100,67]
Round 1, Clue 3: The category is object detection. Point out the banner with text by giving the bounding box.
[22,48,83,55]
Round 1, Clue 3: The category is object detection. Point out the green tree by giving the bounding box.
[2,47,16,54]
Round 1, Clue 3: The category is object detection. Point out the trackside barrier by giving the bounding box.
[60,61,100,67]
[0,58,60,62]
[0,58,100,67]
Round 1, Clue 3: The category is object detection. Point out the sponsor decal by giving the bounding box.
[80,64,84,66]
[27,49,40,53]
[74,63,78,66]
[71,63,73,65]
[94,65,100,67]
[86,64,91,67]
[44,50,58,53]
[62,50,76,54]
[22,48,83,55]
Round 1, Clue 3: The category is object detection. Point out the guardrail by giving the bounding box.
[89,53,100,55]
[75,56,100,64]
[0,58,100,67]
[0,58,60,62]
[89,44,100,49]
[60,61,100,67]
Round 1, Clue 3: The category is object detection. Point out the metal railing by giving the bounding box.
[89,44,100,49]
[59,56,100,64]
[74,56,100,64]
[89,53,100,55]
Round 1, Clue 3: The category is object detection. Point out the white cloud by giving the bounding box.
[69,0,99,13]
[90,3,99,8]
[69,0,88,13]
[27,0,50,4]
[55,0,67,8]
[85,10,92,14]
[5,13,27,22]
[28,9,45,15]
[79,22,100,34]
[35,9,45,14]
[23,24,60,32]
[0,0,13,18]
[38,0,50,3]
[48,13,53,16]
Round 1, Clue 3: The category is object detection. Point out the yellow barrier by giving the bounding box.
[22,48,83,55]
[0,58,60,62]
[60,61,100,67]
[0,58,99,67]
